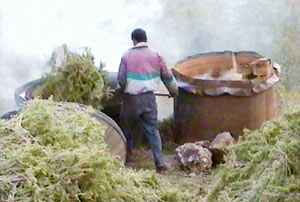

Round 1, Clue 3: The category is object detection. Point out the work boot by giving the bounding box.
[156,164,168,173]
[126,149,135,164]
[126,154,135,164]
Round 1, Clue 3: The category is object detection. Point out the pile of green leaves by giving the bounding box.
[33,49,111,110]
[206,110,300,201]
[0,99,195,202]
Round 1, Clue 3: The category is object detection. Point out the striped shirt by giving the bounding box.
[118,43,178,95]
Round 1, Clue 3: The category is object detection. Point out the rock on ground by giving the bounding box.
[210,132,236,165]
[176,143,212,173]
[210,132,236,150]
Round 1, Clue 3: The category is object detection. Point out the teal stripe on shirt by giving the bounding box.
[127,72,160,80]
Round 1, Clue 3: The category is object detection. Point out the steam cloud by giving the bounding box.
[0,0,299,116]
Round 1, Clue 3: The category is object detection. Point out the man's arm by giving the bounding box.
[158,53,178,97]
[117,55,127,91]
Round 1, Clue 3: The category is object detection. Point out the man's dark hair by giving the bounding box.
[131,28,147,42]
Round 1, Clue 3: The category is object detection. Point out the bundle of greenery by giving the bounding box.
[33,48,111,110]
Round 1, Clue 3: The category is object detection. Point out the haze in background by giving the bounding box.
[0,0,299,117]
[0,0,162,114]
[146,0,299,88]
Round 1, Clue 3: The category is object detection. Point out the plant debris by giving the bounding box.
[0,99,196,202]
[206,110,300,202]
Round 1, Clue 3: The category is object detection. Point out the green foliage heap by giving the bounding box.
[0,99,195,202]
[206,110,300,201]
[34,49,111,110]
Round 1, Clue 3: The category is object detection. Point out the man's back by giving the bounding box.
[125,47,161,75]
[118,44,177,96]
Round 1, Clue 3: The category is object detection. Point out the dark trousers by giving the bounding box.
[120,92,164,166]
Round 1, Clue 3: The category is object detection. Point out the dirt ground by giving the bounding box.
[125,142,214,199]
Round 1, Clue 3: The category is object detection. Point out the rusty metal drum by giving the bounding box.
[173,51,280,144]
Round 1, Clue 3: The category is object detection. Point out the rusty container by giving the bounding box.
[173,51,280,144]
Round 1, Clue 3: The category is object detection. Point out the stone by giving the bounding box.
[176,143,212,173]
[210,132,236,150]
[194,140,210,149]
[210,132,236,165]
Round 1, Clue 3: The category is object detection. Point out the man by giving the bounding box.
[118,28,178,172]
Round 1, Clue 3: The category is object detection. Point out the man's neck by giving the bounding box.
[134,42,148,47]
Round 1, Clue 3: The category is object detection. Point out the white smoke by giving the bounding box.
[0,0,162,115]
[0,0,299,116]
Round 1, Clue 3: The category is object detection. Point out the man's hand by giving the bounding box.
[115,85,125,93]
[169,92,178,98]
